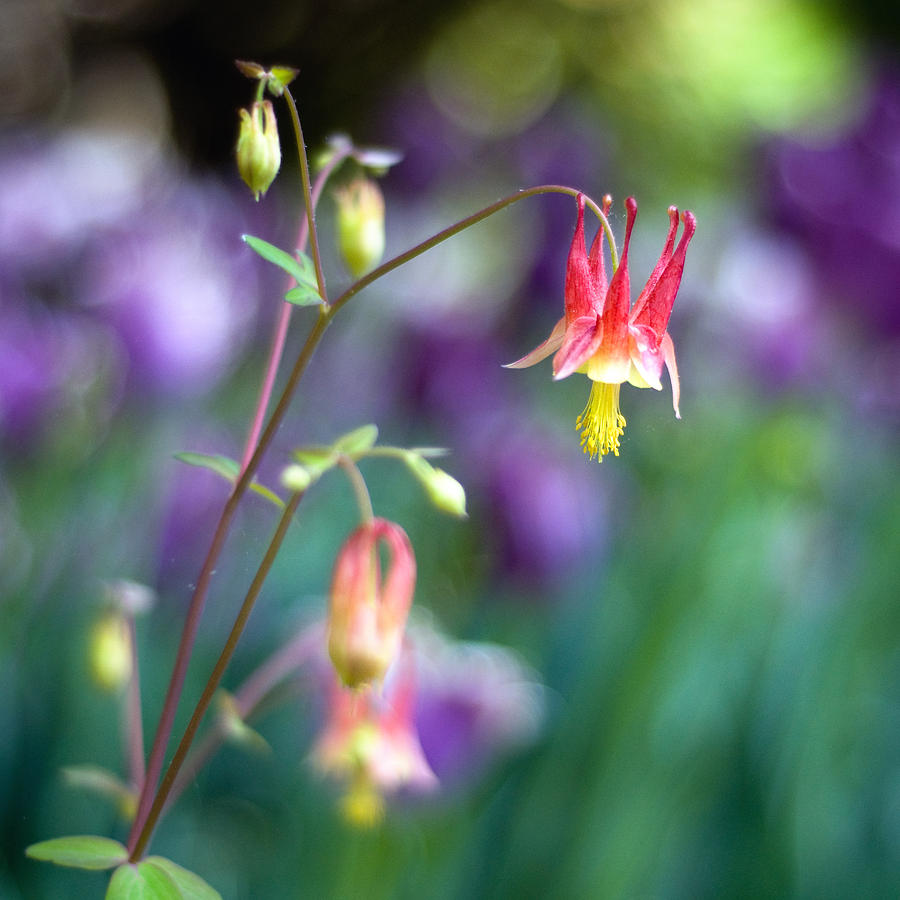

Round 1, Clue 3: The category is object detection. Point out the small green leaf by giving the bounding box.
[234,59,266,80]
[284,282,323,306]
[106,861,179,899]
[145,857,223,900]
[174,452,239,481]
[248,481,285,508]
[61,765,137,819]
[175,452,284,509]
[242,235,319,292]
[292,446,338,481]
[26,835,128,870]
[266,66,299,96]
[333,424,378,456]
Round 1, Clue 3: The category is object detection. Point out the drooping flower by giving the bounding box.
[311,660,437,826]
[506,194,695,460]
[327,518,416,689]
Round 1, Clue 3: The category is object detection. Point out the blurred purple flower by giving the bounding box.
[767,66,900,336]
[408,618,543,786]
[79,177,260,395]
[401,320,608,588]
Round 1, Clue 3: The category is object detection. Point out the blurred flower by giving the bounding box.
[507,194,695,460]
[408,618,544,786]
[311,660,436,827]
[327,518,416,689]
[766,66,900,337]
[79,176,259,395]
[88,611,132,693]
[334,177,386,278]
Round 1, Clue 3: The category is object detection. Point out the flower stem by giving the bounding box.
[239,149,349,476]
[338,456,374,523]
[129,490,304,862]
[329,184,614,314]
[126,312,330,858]
[123,614,145,790]
[165,626,319,812]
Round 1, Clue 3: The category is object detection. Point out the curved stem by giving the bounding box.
[166,626,319,811]
[338,456,374,523]
[129,491,304,861]
[283,87,329,305]
[330,184,614,315]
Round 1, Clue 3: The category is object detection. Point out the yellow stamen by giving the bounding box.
[575,381,626,461]
[340,773,384,828]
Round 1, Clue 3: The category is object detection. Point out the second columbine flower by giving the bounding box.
[327,517,416,689]
[507,194,695,460]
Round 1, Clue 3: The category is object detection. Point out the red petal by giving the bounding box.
[631,206,679,323]
[564,194,600,325]
[628,323,664,389]
[503,316,566,369]
[631,210,696,337]
[661,331,681,419]
[595,197,636,369]
[588,225,609,303]
[552,315,602,380]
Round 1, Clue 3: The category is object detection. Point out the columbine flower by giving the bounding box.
[312,662,437,827]
[327,518,416,689]
[506,194,695,460]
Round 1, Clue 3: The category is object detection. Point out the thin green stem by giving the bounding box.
[123,615,145,790]
[283,87,329,304]
[129,491,304,861]
[239,148,350,475]
[330,185,614,315]
[338,456,374,523]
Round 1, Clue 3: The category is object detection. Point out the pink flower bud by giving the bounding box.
[327,518,416,688]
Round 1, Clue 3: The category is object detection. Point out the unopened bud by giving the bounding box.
[236,100,281,201]
[405,455,467,517]
[335,178,386,278]
[281,464,312,493]
[327,518,415,688]
[89,613,133,692]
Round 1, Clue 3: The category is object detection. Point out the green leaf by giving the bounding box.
[266,65,299,97]
[175,452,284,509]
[248,482,286,508]
[26,835,128,870]
[292,446,338,481]
[61,765,137,818]
[174,452,239,481]
[106,862,179,899]
[333,424,378,456]
[284,282,323,307]
[145,857,223,900]
[242,236,320,297]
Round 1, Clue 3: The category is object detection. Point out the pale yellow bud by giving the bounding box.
[236,100,281,201]
[335,178,386,278]
[89,613,132,693]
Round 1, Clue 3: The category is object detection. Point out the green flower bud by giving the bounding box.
[335,178,386,278]
[236,100,281,201]
[89,612,132,693]
[280,463,312,493]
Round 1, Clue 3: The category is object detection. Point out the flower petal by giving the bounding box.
[587,223,609,304]
[503,316,566,369]
[564,194,600,325]
[631,210,696,338]
[585,197,636,384]
[630,206,679,323]
[552,315,602,380]
[661,331,681,419]
[627,323,664,390]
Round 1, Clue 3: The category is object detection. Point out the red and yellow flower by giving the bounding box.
[507,194,695,460]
